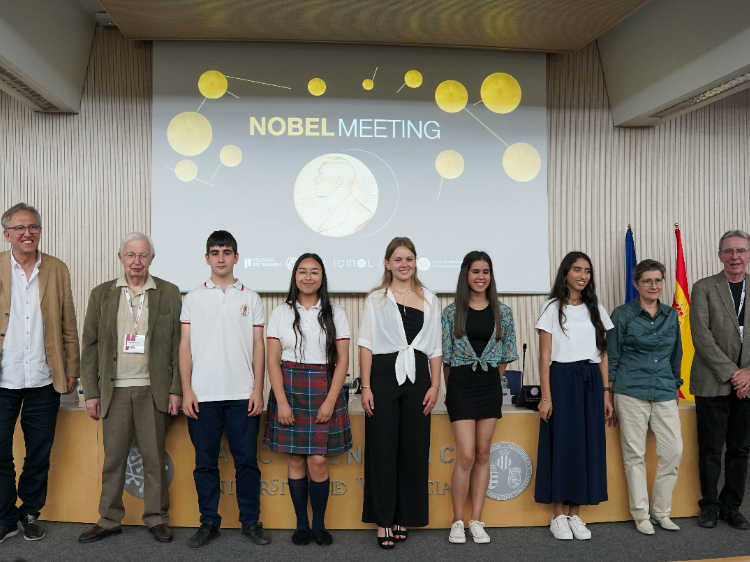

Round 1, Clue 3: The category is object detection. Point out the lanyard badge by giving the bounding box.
[123,287,146,354]
[729,280,746,342]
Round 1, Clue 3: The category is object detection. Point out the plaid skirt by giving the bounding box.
[264,361,352,457]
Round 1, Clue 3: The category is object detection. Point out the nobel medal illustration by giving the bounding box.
[294,154,378,237]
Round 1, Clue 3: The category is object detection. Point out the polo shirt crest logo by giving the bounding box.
[240,304,249,316]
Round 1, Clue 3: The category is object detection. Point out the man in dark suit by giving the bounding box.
[690,229,750,530]
[79,232,182,543]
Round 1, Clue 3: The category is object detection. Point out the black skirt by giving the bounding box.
[445,365,503,422]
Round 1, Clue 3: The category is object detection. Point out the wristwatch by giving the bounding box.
[603,386,613,392]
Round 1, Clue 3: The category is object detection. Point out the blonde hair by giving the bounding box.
[368,236,426,297]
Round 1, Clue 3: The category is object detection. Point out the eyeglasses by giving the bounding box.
[639,278,664,287]
[123,253,151,261]
[721,248,749,257]
[6,225,40,233]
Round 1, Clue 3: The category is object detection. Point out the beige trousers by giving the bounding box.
[615,393,683,521]
[98,386,170,530]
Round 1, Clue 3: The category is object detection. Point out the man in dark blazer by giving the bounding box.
[0,203,79,543]
[690,229,750,530]
[79,232,182,543]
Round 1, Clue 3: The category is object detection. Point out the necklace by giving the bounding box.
[394,288,412,315]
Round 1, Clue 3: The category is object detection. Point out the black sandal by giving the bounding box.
[393,525,408,542]
[378,528,395,549]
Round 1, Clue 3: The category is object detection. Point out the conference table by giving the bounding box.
[17,396,700,529]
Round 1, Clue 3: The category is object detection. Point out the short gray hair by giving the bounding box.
[1,203,42,230]
[119,232,155,256]
[719,230,750,251]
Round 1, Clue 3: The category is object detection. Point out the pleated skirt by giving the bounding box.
[264,361,352,457]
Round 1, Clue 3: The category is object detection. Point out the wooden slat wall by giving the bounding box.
[2,28,749,388]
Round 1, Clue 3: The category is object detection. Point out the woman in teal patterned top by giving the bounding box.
[442,251,518,544]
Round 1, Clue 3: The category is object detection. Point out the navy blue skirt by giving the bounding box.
[534,360,608,506]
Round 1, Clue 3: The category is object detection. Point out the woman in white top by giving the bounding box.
[264,253,352,547]
[534,251,615,541]
[358,237,442,549]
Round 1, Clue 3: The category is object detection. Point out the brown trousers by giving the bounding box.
[98,386,170,529]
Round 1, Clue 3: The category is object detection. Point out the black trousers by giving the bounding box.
[0,384,60,528]
[362,355,431,528]
[695,388,750,511]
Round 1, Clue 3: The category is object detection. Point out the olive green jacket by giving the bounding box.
[80,275,182,417]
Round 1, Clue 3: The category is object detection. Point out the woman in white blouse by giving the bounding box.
[534,252,614,541]
[264,253,352,547]
[358,237,442,549]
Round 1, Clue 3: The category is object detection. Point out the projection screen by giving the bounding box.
[151,41,548,292]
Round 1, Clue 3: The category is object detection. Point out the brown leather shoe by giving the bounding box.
[78,524,122,543]
[149,524,173,542]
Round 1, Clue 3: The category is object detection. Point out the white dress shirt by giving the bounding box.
[180,278,265,402]
[267,300,350,364]
[535,299,614,363]
[357,287,442,385]
[0,252,52,388]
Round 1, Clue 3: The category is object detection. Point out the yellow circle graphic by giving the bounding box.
[362,79,374,90]
[435,80,468,113]
[405,70,423,88]
[503,143,541,182]
[175,160,198,182]
[481,73,522,114]
[167,112,213,156]
[435,150,465,179]
[198,70,228,99]
[220,145,243,167]
[308,78,326,96]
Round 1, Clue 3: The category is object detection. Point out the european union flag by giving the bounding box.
[625,226,638,303]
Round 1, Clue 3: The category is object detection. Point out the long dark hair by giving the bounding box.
[546,251,607,353]
[286,253,338,377]
[454,251,502,340]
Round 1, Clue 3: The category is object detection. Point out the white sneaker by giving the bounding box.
[635,519,655,535]
[568,515,592,540]
[449,520,466,544]
[650,516,680,531]
[468,520,490,543]
[550,515,573,540]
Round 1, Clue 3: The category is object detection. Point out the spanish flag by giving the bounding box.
[672,225,695,401]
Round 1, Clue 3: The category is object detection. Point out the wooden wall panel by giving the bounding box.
[2,28,749,388]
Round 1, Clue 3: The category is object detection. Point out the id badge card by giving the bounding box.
[123,334,146,354]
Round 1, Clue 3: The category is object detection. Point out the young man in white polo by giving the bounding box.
[179,230,270,548]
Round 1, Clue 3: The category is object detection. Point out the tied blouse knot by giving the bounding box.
[357,288,442,384]
[441,302,519,370]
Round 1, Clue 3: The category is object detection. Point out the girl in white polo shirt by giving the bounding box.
[264,253,352,547]
[358,237,442,549]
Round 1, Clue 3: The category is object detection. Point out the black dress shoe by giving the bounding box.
[312,529,333,546]
[697,509,718,528]
[242,521,271,545]
[20,515,44,541]
[292,529,311,545]
[187,523,220,548]
[720,510,750,530]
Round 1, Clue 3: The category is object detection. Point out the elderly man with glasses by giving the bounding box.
[79,232,182,543]
[0,203,80,543]
[691,230,750,530]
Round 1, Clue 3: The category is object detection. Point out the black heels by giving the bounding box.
[378,528,395,549]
